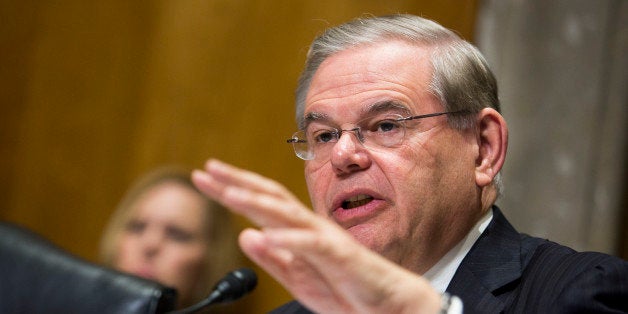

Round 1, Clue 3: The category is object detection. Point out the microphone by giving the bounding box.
[168,268,257,314]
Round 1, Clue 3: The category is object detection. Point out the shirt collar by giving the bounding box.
[423,209,494,292]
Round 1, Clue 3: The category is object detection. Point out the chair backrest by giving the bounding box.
[0,222,177,314]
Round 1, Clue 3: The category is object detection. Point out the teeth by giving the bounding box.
[342,194,373,209]
[348,194,369,202]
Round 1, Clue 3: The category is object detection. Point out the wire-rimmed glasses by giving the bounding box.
[287,110,470,161]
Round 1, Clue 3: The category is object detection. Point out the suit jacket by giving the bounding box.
[270,207,628,313]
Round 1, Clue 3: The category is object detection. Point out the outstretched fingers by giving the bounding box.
[239,228,352,314]
[205,159,299,201]
[191,159,314,229]
[192,159,442,313]
[259,227,439,314]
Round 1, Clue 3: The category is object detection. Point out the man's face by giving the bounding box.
[303,41,482,273]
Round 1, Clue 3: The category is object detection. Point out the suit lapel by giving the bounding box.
[271,208,536,314]
[446,207,524,313]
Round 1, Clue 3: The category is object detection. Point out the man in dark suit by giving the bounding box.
[193,14,628,313]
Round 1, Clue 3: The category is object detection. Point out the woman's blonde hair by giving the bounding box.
[99,166,241,306]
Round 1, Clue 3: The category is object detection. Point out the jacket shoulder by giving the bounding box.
[511,240,628,313]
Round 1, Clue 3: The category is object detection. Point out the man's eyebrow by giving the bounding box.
[365,100,412,116]
[299,101,411,129]
[301,112,330,129]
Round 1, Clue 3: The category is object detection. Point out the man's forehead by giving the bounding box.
[307,43,433,98]
[300,41,437,127]
[309,42,431,89]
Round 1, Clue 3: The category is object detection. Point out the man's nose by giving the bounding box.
[340,127,364,143]
[330,130,371,175]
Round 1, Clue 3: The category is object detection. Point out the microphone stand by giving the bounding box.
[167,268,257,314]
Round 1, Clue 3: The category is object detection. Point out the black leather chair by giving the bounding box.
[0,222,177,314]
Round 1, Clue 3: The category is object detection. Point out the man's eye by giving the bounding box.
[374,120,401,133]
[312,130,337,143]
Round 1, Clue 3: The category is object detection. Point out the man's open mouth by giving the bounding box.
[341,194,374,209]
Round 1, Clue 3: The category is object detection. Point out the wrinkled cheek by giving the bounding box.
[304,167,329,214]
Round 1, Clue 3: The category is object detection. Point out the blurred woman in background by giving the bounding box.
[100,166,241,310]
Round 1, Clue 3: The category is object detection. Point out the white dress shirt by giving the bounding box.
[423,210,493,313]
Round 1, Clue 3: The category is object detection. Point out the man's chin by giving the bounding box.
[347,223,384,250]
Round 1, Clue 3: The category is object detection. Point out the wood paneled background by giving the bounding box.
[0,1,478,312]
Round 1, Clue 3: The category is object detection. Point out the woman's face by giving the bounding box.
[114,182,210,307]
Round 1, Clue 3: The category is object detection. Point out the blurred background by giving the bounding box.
[1,0,626,312]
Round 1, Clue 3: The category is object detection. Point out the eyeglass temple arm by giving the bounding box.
[401,110,472,122]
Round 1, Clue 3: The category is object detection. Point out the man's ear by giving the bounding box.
[475,108,508,187]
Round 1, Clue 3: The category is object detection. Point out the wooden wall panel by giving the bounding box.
[0,1,477,312]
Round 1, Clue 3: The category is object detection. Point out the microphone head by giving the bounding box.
[212,268,257,303]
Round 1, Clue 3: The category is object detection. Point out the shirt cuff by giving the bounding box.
[440,293,463,314]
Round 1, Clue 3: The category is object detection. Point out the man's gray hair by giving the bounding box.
[295,14,500,130]
[294,14,503,195]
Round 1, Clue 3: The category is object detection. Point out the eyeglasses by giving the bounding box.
[287,110,470,161]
